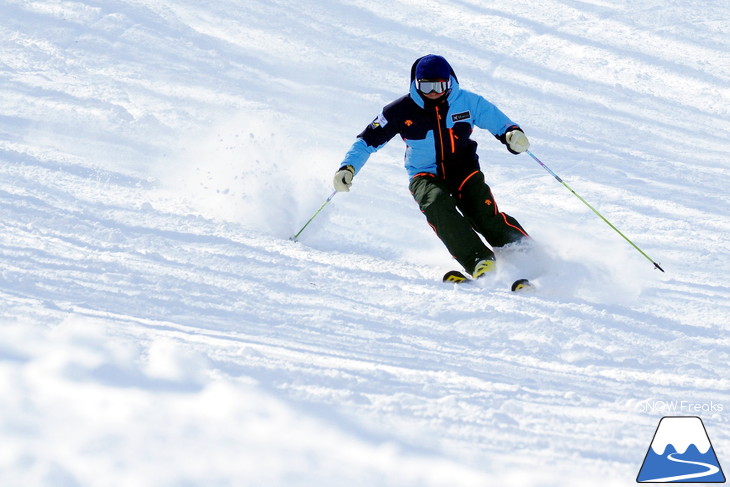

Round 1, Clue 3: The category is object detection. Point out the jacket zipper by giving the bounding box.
[435,106,445,162]
[435,105,457,179]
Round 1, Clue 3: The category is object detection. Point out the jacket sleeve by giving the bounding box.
[340,111,399,174]
[471,94,519,137]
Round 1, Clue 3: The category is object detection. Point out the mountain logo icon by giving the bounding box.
[637,416,725,483]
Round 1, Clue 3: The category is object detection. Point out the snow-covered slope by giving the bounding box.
[1,1,729,485]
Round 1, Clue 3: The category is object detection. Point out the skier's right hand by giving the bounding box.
[333,165,355,192]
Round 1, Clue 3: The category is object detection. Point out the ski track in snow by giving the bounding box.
[1,0,729,485]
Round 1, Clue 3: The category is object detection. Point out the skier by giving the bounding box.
[333,54,531,278]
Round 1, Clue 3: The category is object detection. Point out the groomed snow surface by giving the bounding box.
[1,1,729,485]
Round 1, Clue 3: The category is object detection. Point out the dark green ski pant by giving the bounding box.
[409,171,529,274]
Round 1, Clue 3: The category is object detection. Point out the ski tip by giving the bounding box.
[653,262,665,272]
[511,279,534,292]
[443,270,469,284]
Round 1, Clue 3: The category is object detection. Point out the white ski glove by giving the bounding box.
[333,165,355,192]
[505,129,530,153]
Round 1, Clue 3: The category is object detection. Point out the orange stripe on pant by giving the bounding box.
[457,170,480,193]
[500,213,529,237]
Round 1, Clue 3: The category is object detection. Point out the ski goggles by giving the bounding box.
[416,79,451,94]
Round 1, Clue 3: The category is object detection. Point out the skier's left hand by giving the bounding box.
[506,129,530,153]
